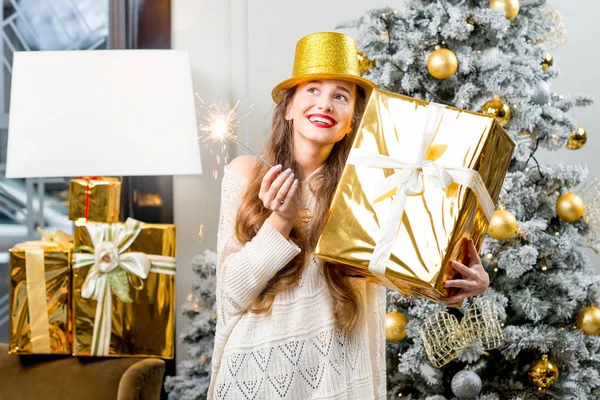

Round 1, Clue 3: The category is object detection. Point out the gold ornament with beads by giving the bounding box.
[489,0,520,20]
[427,47,458,80]
[529,355,559,389]
[542,52,554,72]
[481,96,512,127]
[577,306,600,335]
[386,309,408,341]
[357,51,376,76]
[556,192,585,222]
[566,126,587,150]
[488,209,517,240]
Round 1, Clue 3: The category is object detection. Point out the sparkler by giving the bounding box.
[197,96,273,168]
[196,96,308,218]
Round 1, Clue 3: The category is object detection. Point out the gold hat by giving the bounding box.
[272,32,377,103]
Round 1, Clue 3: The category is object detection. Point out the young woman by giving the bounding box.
[208,32,490,400]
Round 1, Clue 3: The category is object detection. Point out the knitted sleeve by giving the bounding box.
[216,167,301,326]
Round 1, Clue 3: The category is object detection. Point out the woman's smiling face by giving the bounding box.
[286,79,357,147]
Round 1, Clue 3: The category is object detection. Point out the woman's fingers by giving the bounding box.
[280,178,299,209]
[267,168,294,202]
[449,260,476,279]
[467,239,482,266]
[271,173,296,209]
[260,164,283,197]
[444,279,477,289]
[440,293,467,307]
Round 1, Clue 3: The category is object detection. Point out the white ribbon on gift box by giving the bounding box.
[346,103,495,289]
[72,218,175,356]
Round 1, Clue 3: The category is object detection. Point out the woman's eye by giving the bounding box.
[307,87,318,93]
[335,94,348,101]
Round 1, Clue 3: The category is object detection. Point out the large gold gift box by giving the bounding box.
[68,177,121,222]
[72,218,176,358]
[315,89,515,301]
[9,239,73,354]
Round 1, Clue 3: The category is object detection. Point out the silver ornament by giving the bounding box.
[451,370,482,399]
[531,80,551,105]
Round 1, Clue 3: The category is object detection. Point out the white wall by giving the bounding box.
[539,1,600,272]
[172,0,600,363]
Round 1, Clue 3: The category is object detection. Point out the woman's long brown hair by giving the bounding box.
[235,84,367,332]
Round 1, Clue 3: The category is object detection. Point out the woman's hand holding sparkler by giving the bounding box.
[260,164,300,238]
[198,98,302,236]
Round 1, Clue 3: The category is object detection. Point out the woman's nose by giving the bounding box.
[317,96,333,111]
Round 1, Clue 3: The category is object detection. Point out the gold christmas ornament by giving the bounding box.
[386,309,408,341]
[556,192,585,222]
[542,52,554,72]
[481,96,512,127]
[488,209,518,240]
[357,51,376,75]
[566,126,587,150]
[427,47,458,80]
[489,0,520,20]
[529,355,559,389]
[576,306,600,335]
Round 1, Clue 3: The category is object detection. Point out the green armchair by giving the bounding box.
[0,343,166,400]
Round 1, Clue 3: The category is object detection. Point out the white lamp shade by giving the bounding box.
[6,50,202,178]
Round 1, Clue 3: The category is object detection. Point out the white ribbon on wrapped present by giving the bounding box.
[72,218,175,356]
[346,103,495,289]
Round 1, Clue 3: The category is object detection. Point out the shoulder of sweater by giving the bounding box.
[225,155,257,181]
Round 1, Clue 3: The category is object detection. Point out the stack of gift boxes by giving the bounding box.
[8,177,176,358]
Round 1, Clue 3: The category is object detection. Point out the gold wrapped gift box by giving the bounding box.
[72,218,176,358]
[68,177,121,222]
[9,240,73,354]
[315,89,515,302]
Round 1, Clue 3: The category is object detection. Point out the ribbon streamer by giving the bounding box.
[78,176,102,220]
[72,218,176,356]
[346,102,495,289]
[15,232,73,353]
[25,248,50,353]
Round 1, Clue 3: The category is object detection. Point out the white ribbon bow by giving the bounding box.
[72,218,175,356]
[346,103,494,289]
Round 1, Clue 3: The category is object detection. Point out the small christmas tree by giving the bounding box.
[164,250,217,400]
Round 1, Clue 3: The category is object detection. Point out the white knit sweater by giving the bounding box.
[208,166,387,400]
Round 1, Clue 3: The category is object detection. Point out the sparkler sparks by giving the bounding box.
[196,95,272,168]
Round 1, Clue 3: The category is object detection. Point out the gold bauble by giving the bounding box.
[529,355,559,389]
[386,309,408,341]
[566,126,587,150]
[556,192,585,222]
[357,51,376,75]
[488,209,518,240]
[542,52,554,72]
[427,47,458,80]
[489,0,520,20]
[577,306,600,335]
[481,96,512,127]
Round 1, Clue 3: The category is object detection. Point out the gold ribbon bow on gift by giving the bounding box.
[419,300,504,368]
[72,218,175,356]
[15,229,73,353]
[346,102,495,290]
